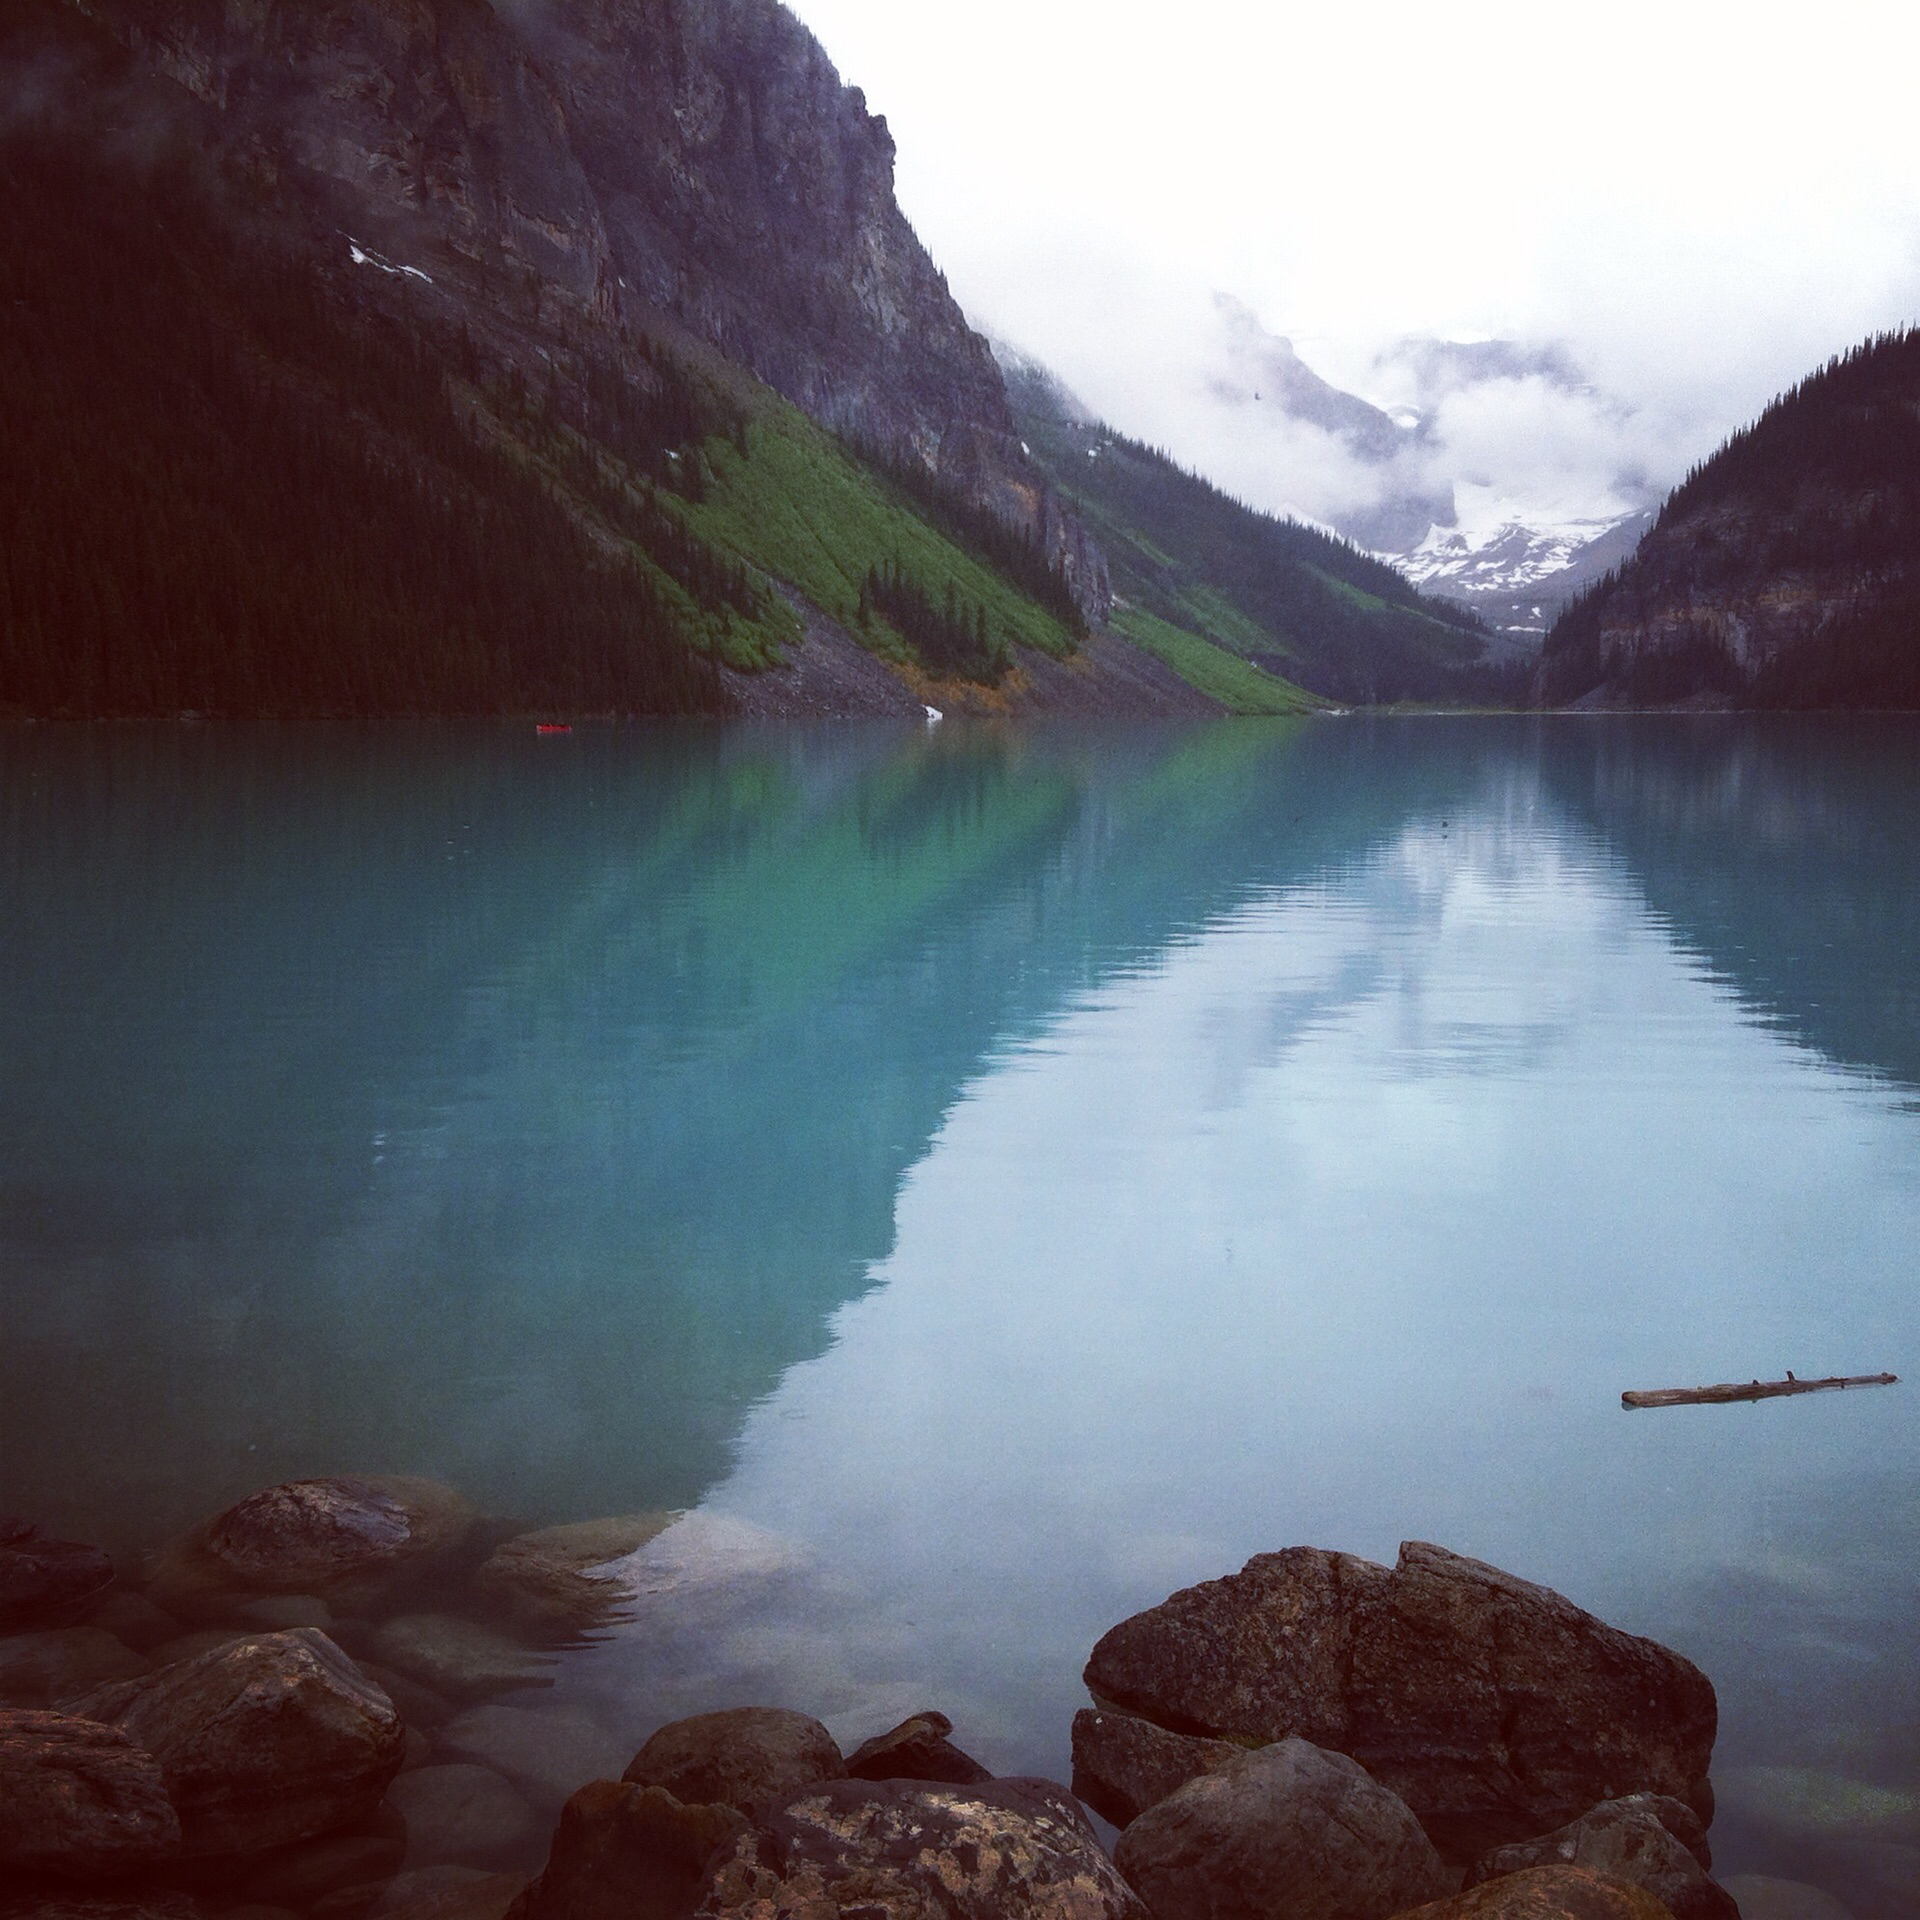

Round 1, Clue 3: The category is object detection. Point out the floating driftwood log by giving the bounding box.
[1622,1371,1898,1410]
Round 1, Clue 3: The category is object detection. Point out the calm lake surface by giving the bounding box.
[4,715,1919,1896]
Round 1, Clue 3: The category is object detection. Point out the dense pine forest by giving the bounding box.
[0,131,744,718]
[1538,330,1920,708]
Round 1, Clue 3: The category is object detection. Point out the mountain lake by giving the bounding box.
[2,713,1917,1903]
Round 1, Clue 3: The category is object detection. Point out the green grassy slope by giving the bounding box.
[1001,355,1498,707]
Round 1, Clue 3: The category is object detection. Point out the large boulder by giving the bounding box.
[623,1708,845,1813]
[473,1517,677,1639]
[1085,1541,1716,1858]
[1467,1794,1734,1920]
[508,1780,751,1920]
[65,1628,405,1856]
[693,1776,1148,1919]
[143,1477,473,1622]
[0,1521,116,1633]
[0,1708,182,1880]
[1394,1864,1679,1920]
[1112,1736,1450,1920]
[844,1710,991,1786]
[1069,1707,1244,1828]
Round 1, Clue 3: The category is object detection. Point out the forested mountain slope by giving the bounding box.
[1537,331,1920,709]
[999,350,1507,708]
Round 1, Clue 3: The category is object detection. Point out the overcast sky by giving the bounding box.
[795,0,1920,535]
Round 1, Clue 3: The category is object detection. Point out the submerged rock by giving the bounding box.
[1069,1707,1244,1827]
[624,1707,846,1814]
[0,1896,208,1920]
[83,1593,183,1654]
[474,1517,677,1638]
[595,1514,802,1616]
[1715,1765,1920,1845]
[66,1628,405,1856]
[0,1521,116,1634]
[694,1775,1147,1919]
[144,1478,473,1622]
[1112,1736,1451,1920]
[1718,1874,1857,1920]
[0,1707,182,1880]
[233,1828,409,1907]
[369,1617,555,1701]
[1467,1794,1734,1920]
[1085,1540,1716,1858]
[1394,1865,1679,1920]
[0,1627,149,1707]
[510,1780,751,1920]
[385,1764,541,1870]
[438,1703,631,1810]
[375,1868,530,1920]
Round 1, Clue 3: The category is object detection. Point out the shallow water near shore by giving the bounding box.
[4,714,1920,1902]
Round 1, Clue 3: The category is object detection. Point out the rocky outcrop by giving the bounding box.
[844,1710,991,1786]
[78,0,1108,621]
[693,1776,1148,1920]
[1112,1737,1450,1920]
[1467,1795,1735,1920]
[622,1708,846,1812]
[0,1709,182,1880]
[0,1520,115,1633]
[66,1628,406,1856]
[1069,1708,1244,1829]
[1084,1541,1716,1860]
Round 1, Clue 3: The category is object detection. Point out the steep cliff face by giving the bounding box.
[1536,331,1920,709]
[73,0,1104,614]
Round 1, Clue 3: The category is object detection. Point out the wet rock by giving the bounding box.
[1069,1706,1244,1827]
[510,1780,751,1920]
[235,1830,408,1906]
[1814,1839,1920,1920]
[437,1703,630,1809]
[145,1478,474,1623]
[694,1775,1147,1919]
[844,1709,991,1785]
[1716,1766,1920,1844]
[84,1593,182,1654]
[1113,1735,1450,1920]
[1085,1540,1717,1858]
[1719,1877,1856,1920]
[372,1866,513,1916]
[623,1707,845,1813]
[359,1662,457,1730]
[1466,1794,1734,1920]
[473,1517,677,1638]
[596,1514,802,1618]
[67,1628,405,1856]
[0,1523,116,1633]
[384,1764,540,1869]
[370,1618,555,1702]
[0,1628,149,1707]
[0,1707,182,1879]
[310,1890,395,1920]
[1393,1865,1682,1920]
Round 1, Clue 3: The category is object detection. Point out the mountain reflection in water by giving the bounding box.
[1,716,1917,1904]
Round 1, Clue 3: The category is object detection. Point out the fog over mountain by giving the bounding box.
[793,0,1920,635]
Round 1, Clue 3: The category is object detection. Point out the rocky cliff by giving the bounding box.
[67,0,1107,618]
[1536,331,1920,709]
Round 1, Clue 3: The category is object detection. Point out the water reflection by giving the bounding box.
[2,717,1918,1904]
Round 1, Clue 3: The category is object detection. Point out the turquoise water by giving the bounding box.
[3,716,1918,1899]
